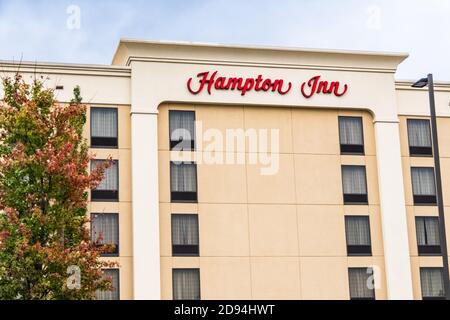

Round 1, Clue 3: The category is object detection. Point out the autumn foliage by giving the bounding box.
[0,74,115,299]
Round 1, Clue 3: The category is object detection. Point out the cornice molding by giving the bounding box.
[113,39,408,75]
[125,55,398,74]
[396,80,450,92]
[0,60,131,78]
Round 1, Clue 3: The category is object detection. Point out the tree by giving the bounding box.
[0,74,116,300]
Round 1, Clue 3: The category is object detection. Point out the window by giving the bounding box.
[91,108,118,148]
[173,269,200,300]
[345,216,372,256]
[91,160,119,202]
[348,268,375,300]
[96,269,120,300]
[172,214,199,256]
[416,217,441,255]
[342,166,368,204]
[339,116,364,154]
[170,162,198,202]
[407,119,432,156]
[91,213,119,256]
[420,268,445,300]
[170,110,195,151]
[411,167,437,205]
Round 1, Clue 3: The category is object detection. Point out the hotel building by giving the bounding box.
[1,39,450,300]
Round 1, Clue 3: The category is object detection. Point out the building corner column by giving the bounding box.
[131,111,161,300]
[374,120,414,300]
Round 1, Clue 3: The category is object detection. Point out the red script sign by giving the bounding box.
[187,71,348,98]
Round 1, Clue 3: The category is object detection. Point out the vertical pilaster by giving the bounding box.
[374,120,413,300]
[131,112,161,300]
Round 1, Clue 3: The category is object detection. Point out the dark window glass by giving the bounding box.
[342,166,368,204]
[91,213,119,256]
[173,269,200,300]
[411,167,436,205]
[91,160,119,202]
[172,214,199,256]
[171,162,197,202]
[348,268,375,300]
[345,216,372,256]
[416,217,441,255]
[91,108,118,148]
[170,111,195,151]
[96,269,120,300]
[339,116,364,154]
[420,268,445,300]
[407,119,432,156]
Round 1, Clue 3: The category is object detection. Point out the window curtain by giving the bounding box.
[96,269,120,300]
[92,160,118,191]
[92,214,119,246]
[408,119,432,147]
[349,268,375,299]
[421,268,445,297]
[416,217,440,246]
[339,117,363,145]
[170,111,195,142]
[342,166,367,195]
[173,269,200,300]
[172,215,199,246]
[346,217,370,246]
[91,108,118,138]
[171,162,197,192]
[411,167,436,196]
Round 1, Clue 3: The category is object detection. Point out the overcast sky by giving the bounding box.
[0,0,449,80]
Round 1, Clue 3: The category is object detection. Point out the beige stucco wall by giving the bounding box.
[85,104,133,300]
[158,103,387,300]
[396,83,450,300]
[398,115,450,300]
[120,40,414,300]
